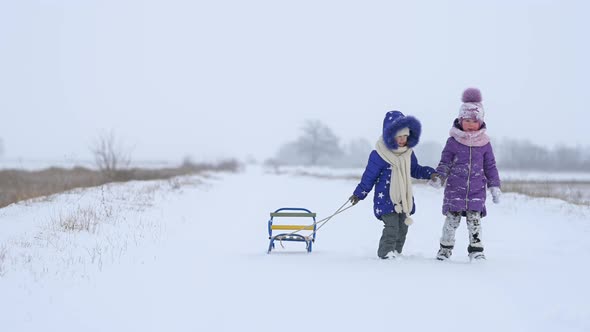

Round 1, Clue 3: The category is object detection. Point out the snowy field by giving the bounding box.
[1,165,590,331]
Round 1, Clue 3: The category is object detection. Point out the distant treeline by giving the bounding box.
[418,139,590,172]
[493,139,590,171]
[267,120,590,172]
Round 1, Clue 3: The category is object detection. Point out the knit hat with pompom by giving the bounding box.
[458,88,485,123]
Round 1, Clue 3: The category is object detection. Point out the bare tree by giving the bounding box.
[90,131,132,179]
[295,120,342,165]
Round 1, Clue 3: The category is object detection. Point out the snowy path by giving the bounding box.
[1,166,590,331]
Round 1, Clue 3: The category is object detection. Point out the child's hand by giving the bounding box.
[349,195,360,205]
[428,173,443,189]
[490,187,501,204]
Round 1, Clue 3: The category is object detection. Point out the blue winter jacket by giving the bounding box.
[352,111,435,220]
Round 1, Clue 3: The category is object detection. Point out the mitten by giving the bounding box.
[428,173,443,189]
[349,195,360,205]
[490,187,501,204]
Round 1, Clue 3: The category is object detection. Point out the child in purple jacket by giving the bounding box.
[429,88,501,261]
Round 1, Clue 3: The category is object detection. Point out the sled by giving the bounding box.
[267,207,317,253]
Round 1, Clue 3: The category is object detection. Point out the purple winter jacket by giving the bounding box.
[436,120,501,217]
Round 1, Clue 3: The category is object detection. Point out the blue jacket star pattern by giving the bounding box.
[352,111,435,220]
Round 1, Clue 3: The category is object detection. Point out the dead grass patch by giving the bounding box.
[0,159,239,208]
[502,180,590,206]
[55,206,101,233]
[0,245,7,276]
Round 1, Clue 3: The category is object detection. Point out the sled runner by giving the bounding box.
[267,207,317,253]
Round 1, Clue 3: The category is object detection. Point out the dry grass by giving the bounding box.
[55,206,101,233]
[0,159,240,208]
[502,180,590,206]
[0,245,7,276]
[0,159,223,278]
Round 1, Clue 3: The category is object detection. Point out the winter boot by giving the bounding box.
[468,245,485,261]
[469,251,486,261]
[379,251,396,260]
[436,244,453,261]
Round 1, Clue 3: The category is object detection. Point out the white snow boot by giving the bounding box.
[468,244,485,261]
[469,251,486,261]
[436,245,453,261]
[380,251,396,260]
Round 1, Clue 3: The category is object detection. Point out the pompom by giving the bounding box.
[462,88,482,103]
[404,216,414,226]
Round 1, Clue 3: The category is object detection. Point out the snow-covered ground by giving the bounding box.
[1,165,589,331]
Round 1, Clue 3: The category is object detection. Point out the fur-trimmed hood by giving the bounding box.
[382,111,422,150]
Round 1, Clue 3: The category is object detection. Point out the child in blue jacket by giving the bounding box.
[350,111,436,259]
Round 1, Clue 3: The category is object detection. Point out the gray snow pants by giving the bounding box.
[439,211,484,253]
[377,212,409,257]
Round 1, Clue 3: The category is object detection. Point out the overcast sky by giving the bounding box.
[1,0,588,163]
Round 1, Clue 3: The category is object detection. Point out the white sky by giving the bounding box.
[1,0,589,163]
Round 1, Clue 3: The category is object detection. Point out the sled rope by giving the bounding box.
[285,199,353,237]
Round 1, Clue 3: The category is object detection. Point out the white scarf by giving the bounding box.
[375,136,414,225]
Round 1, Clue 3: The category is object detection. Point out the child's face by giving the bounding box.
[461,118,481,132]
[395,135,408,147]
